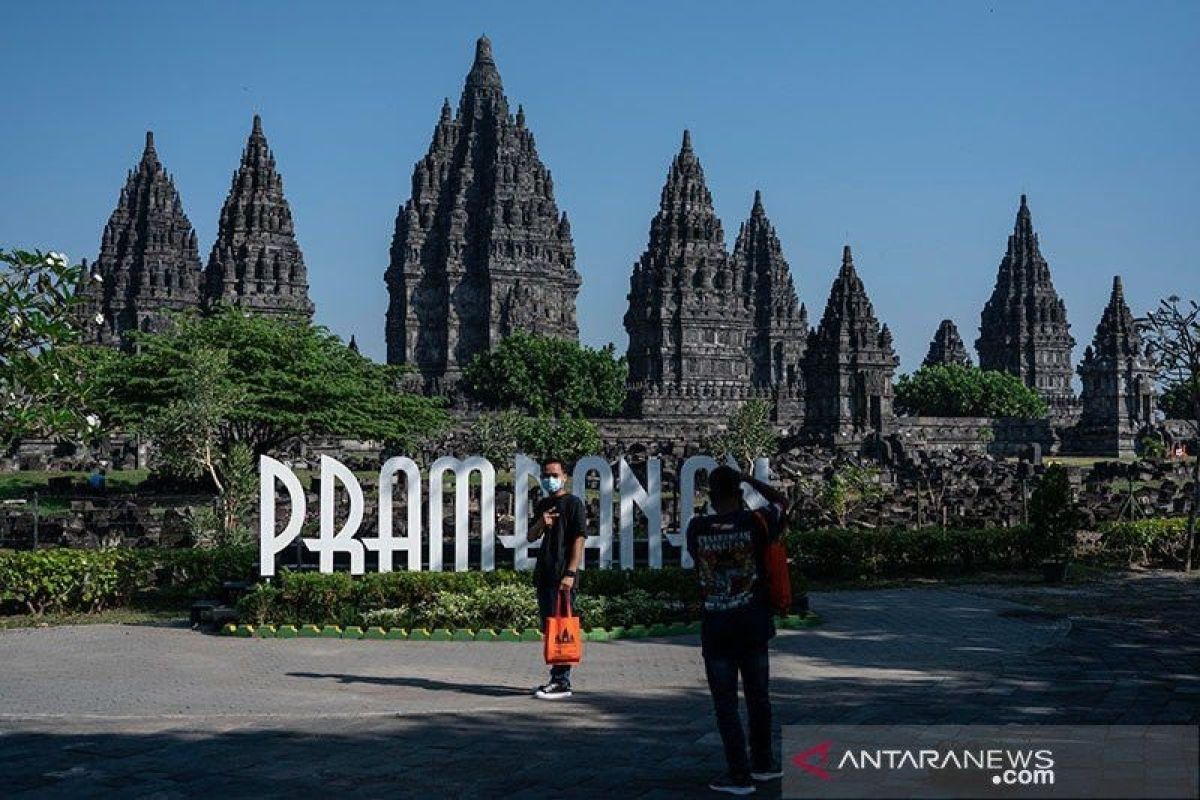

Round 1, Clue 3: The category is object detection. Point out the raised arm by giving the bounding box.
[741,472,789,513]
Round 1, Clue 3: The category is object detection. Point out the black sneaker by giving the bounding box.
[708,773,755,795]
[534,682,572,700]
[750,762,783,781]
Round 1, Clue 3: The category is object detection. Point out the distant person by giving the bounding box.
[87,465,107,493]
[526,455,585,700]
[685,466,789,796]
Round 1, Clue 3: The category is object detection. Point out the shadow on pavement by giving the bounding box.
[287,671,526,698]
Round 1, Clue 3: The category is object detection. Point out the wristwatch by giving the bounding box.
[563,570,577,578]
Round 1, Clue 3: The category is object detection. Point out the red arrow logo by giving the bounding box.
[792,740,833,780]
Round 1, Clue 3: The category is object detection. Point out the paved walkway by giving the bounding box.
[1,576,1197,798]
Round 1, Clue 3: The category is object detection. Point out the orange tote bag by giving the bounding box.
[543,589,583,665]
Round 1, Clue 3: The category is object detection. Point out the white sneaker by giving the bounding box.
[534,682,573,700]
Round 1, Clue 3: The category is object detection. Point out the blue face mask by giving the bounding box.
[541,476,564,494]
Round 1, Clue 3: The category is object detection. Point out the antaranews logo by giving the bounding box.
[790,741,1055,788]
[784,724,1198,799]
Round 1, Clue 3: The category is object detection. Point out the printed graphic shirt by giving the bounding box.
[685,500,785,656]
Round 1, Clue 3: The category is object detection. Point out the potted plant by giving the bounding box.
[1029,464,1082,583]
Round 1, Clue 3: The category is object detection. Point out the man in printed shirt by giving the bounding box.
[685,466,789,796]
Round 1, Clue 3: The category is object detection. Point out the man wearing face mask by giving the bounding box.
[527,455,586,699]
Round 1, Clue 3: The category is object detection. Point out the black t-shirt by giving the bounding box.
[532,493,586,587]
[685,501,785,658]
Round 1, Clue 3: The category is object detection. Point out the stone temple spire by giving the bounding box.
[802,246,899,446]
[923,319,972,368]
[204,115,314,319]
[1067,276,1157,456]
[79,130,204,349]
[976,194,1074,405]
[624,130,752,404]
[731,190,807,389]
[385,36,580,392]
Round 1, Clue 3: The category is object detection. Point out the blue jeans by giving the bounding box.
[537,581,576,686]
[704,647,772,778]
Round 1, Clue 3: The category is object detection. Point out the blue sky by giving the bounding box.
[2,1,1197,373]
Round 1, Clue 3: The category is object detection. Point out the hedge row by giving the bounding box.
[786,525,1059,580]
[2,519,1190,618]
[0,547,257,615]
[237,569,710,628]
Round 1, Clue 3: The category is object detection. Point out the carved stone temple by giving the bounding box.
[384,36,581,392]
[69,36,1183,460]
[976,195,1075,409]
[78,132,205,350]
[1065,276,1157,456]
[800,246,899,446]
[624,133,804,418]
[204,115,314,319]
[733,191,808,390]
[923,319,972,368]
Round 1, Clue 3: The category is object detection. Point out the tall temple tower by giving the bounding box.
[976,195,1075,406]
[802,246,899,447]
[624,131,756,416]
[1066,276,1156,456]
[384,36,581,392]
[731,191,807,390]
[79,131,204,349]
[204,115,314,319]
[923,319,972,368]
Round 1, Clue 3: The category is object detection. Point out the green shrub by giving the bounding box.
[0,546,257,616]
[1100,518,1190,567]
[237,583,283,626]
[787,526,1053,580]
[1029,465,1082,560]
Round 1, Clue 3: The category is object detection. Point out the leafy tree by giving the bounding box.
[800,464,883,527]
[468,411,601,467]
[704,399,778,466]
[1159,376,1200,420]
[1,249,101,449]
[1142,295,1200,571]
[92,307,449,455]
[463,331,627,417]
[895,364,1048,418]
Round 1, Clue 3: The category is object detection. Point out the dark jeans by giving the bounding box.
[536,581,577,686]
[703,647,772,778]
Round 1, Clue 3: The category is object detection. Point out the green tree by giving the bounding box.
[463,331,628,417]
[1,249,100,449]
[468,411,601,466]
[895,364,1048,418]
[704,399,778,466]
[92,307,449,455]
[1159,376,1200,420]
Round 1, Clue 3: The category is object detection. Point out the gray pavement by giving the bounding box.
[1,578,1197,798]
